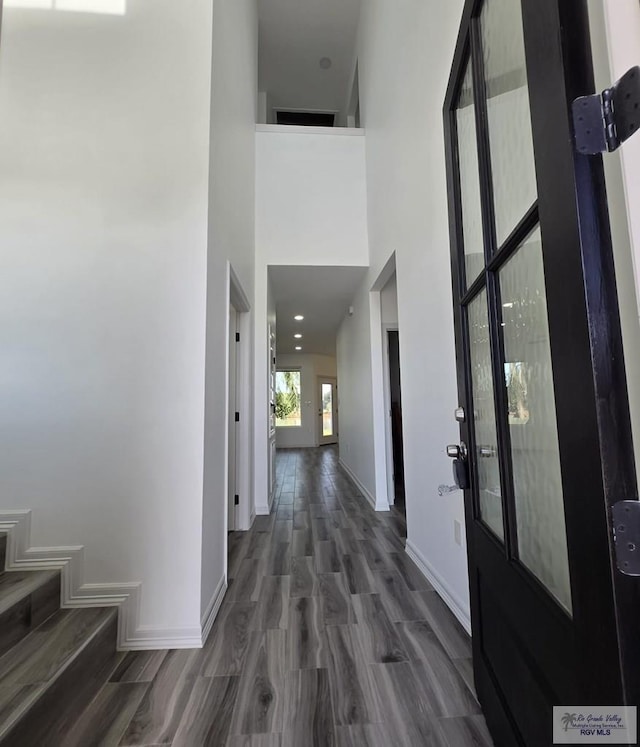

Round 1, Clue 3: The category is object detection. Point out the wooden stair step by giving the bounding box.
[0,607,119,745]
[0,570,61,659]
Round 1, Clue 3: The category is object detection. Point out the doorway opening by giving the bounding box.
[225,264,252,583]
[318,377,338,446]
[378,266,405,517]
[386,330,405,510]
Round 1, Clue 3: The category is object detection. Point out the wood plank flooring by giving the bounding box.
[61,446,493,746]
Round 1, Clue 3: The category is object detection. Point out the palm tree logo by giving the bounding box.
[561,713,578,732]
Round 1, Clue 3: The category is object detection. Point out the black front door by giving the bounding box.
[444,1,640,745]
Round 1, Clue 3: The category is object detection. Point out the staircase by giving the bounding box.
[0,532,119,745]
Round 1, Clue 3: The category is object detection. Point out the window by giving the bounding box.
[275,370,302,427]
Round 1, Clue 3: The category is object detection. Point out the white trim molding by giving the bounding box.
[256,124,365,137]
[338,459,390,513]
[0,510,219,651]
[200,575,227,646]
[405,539,472,635]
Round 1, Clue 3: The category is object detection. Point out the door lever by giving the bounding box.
[446,442,468,459]
[446,443,469,490]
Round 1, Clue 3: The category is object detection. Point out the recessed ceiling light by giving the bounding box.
[294,334,302,339]
[294,315,304,321]
[319,57,332,70]
[295,346,302,351]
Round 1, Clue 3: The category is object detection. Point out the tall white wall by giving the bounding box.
[338,0,471,627]
[275,354,337,448]
[337,281,377,502]
[201,0,258,622]
[380,274,398,325]
[588,0,640,488]
[0,1,213,639]
[255,126,369,264]
[254,126,369,511]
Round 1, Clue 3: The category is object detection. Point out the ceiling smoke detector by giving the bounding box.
[319,57,332,70]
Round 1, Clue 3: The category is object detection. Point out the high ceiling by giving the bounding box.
[258,0,362,123]
[269,266,368,356]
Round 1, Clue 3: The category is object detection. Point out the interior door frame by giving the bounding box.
[228,264,252,537]
[317,376,338,446]
[444,0,640,741]
[228,305,238,533]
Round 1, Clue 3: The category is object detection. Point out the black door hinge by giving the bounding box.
[236,332,240,342]
[612,501,640,576]
[234,495,239,506]
[235,412,240,422]
[573,66,640,154]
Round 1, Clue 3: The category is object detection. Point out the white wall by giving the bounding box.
[0,0,213,640]
[380,273,398,325]
[338,0,471,628]
[254,125,369,512]
[337,281,378,503]
[255,126,369,264]
[587,0,640,489]
[201,0,258,622]
[275,354,337,448]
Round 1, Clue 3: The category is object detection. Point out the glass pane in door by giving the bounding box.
[499,227,572,613]
[468,290,503,540]
[480,0,538,246]
[322,384,334,437]
[456,59,485,284]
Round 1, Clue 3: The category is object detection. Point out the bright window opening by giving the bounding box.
[322,384,334,437]
[276,370,302,428]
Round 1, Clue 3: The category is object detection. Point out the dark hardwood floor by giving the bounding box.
[61,446,493,746]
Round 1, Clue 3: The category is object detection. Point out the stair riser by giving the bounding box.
[0,575,61,660]
[0,613,119,746]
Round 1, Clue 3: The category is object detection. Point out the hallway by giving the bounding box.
[58,447,492,746]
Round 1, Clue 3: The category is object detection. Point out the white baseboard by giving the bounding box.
[119,626,204,650]
[200,575,227,646]
[405,539,471,635]
[255,485,276,517]
[338,459,389,512]
[0,510,211,651]
[123,576,227,650]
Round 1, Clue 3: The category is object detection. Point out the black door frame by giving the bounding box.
[444,0,640,743]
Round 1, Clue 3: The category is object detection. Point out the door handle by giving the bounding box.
[446,442,468,459]
[446,442,469,490]
[478,445,497,458]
